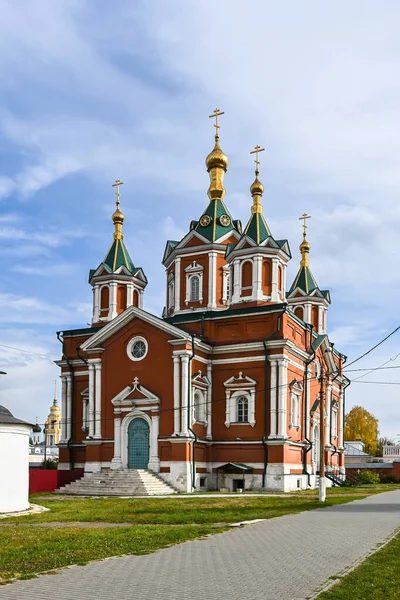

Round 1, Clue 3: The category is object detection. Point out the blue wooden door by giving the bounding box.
[128,418,149,469]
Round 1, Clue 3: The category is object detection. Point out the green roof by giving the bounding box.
[243,212,271,245]
[289,265,319,295]
[194,199,240,242]
[103,238,135,273]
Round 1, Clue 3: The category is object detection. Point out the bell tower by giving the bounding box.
[89,180,147,326]
[287,214,330,333]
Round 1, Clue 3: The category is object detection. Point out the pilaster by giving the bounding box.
[180,355,189,435]
[277,357,289,437]
[94,362,102,439]
[108,282,118,320]
[88,364,95,438]
[173,356,181,435]
[175,257,181,311]
[268,358,278,438]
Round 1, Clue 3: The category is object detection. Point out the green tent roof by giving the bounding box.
[243,212,271,245]
[194,199,240,242]
[103,238,135,272]
[288,265,319,296]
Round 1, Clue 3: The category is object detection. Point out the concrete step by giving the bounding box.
[57,468,177,496]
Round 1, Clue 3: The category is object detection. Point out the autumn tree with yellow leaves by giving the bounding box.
[344,405,379,455]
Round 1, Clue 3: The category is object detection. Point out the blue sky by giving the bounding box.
[1,0,400,440]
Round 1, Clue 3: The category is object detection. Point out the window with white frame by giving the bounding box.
[224,373,257,428]
[193,389,205,423]
[237,395,249,422]
[332,408,338,437]
[190,275,200,301]
[290,392,300,428]
[222,266,230,304]
[168,280,174,308]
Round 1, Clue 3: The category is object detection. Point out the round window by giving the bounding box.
[127,336,148,361]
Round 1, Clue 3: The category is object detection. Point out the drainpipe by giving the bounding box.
[56,332,75,470]
[187,334,197,490]
[262,305,287,488]
[303,324,314,488]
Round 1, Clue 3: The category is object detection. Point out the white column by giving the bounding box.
[224,390,231,427]
[338,388,344,449]
[305,368,311,440]
[271,258,279,302]
[126,283,134,308]
[252,256,263,300]
[282,263,287,301]
[110,416,122,469]
[60,375,67,442]
[277,358,288,437]
[206,361,212,439]
[208,251,217,309]
[149,415,160,472]
[88,364,95,438]
[139,289,144,309]
[232,259,240,303]
[94,362,102,439]
[175,258,181,311]
[66,373,72,440]
[93,285,100,323]
[109,282,117,320]
[180,355,189,435]
[325,381,332,445]
[173,356,180,435]
[269,359,278,437]
[318,305,324,334]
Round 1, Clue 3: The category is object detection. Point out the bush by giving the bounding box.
[41,459,59,470]
[380,474,400,484]
[357,470,380,485]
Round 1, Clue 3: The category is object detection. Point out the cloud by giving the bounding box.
[0,292,81,325]
[12,263,79,277]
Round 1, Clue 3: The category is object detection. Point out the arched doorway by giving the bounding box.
[313,424,320,471]
[128,418,150,469]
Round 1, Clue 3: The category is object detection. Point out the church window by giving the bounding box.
[332,409,338,437]
[127,336,148,361]
[294,306,304,320]
[168,281,174,308]
[278,264,283,292]
[241,261,253,296]
[290,392,300,428]
[226,273,231,300]
[117,285,127,313]
[193,389,205,423]
[100,285,109,311]
[237,396,249,422]
[190,275,200,301]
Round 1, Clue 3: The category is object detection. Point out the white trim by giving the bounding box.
[208,251,217,309]
[175,257,181,311]
[224,372,257,428]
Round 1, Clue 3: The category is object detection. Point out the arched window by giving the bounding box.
[294,306,304,320]
[193,390,204,422]
[290,393,300,428]
[278,264,283,291]
[117,285,127,313]
[237,396,249,423]
[190,275,200,301]
[263,259,272,295]
[312,305,319,329]
[241,261,252,296]
[168,281,174,308]
[132,289,139,308]
[226,273,231,300]
[100,286,109,311]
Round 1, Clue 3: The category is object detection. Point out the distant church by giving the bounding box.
[56,111,347,492]
[30,385,61,464]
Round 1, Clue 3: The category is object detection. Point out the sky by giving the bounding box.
[0,0,400,441]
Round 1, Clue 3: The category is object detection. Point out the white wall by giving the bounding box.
[0,423,31,512]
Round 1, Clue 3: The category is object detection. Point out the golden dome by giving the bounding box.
[206,139,228,172]
[250,176,264,196]
[112,207,124,226]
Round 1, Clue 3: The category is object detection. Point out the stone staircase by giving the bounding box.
[56,469,177,496]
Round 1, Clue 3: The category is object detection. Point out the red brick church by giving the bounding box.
[56,112,347,492]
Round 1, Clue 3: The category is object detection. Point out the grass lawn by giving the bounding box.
[301,484,400,497]
[0,524,219,584]
[5,494,366,525]
[318,531,400,599]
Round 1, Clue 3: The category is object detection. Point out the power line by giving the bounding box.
[343,325,400,369]
[0,343,57,360]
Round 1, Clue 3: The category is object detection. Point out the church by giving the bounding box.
[56,111,347,492]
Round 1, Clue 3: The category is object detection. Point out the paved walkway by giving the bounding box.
[2,490,400,600]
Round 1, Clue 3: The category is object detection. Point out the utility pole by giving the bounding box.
[319,361,326,502]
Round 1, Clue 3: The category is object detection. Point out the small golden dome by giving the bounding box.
[250,176,264,196]
[206,139,228,172]
[300,238,310,254]
[112,207,124,225]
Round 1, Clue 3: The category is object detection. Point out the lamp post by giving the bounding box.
[43,427,47,469]
[319,361,326,502]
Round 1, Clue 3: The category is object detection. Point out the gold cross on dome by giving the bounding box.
[250,145,265,173]
[209,108,225,136]
[112,179,124,209]
[299,213,311,237]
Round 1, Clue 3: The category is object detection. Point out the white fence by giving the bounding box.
[383,445,400,457]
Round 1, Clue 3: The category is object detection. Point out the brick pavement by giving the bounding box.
[2,489,400,600]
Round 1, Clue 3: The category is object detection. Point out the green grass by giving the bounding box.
[0,524,219,584]
[317,531,400,599]
[8,494,365,525]
[301,484,400,497]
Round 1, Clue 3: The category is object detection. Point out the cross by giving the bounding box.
[112,179,124,209]
[250,145,265,173]
[209,108,225,137]
[299,213,311,237]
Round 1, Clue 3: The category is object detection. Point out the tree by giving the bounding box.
[344,406,379,455]
[376,437,395,457]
